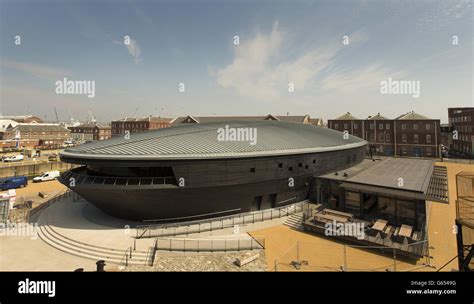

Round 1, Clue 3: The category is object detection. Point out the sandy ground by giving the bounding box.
[250,225,427,271]
[13,180,67,207]
[251,162,474,272]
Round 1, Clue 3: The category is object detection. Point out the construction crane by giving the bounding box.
[53,106,59,123]
[88,110,97,124]
[132,106,139,118]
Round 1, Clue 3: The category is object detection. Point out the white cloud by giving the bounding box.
[320,64,406,93]
[114,38,142,64]
[2,60,71,80]
[214,23,374,100]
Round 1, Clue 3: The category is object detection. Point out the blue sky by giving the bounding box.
[1,0,472,123]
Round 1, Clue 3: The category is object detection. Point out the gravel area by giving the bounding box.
[121,250,267,272]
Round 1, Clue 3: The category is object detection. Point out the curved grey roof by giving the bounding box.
[60,120,366,161]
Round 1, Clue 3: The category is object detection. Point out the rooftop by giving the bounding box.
[60,120,366,161]
[319,157,436,195]
[6,124,70,132]
[334,112,359,120]
[395,111,431,120]
[113,116,173,123]
[171,114,310,124]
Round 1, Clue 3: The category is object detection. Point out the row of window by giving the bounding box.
[367,133,432,143]
[454,135,473,142]
[453,144,472,153]
[401,134,432,143]
[455,125,473,132]
[334,122,433,131]
[450,115,472,123]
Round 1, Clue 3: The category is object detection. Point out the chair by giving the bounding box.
[391,227,400,242]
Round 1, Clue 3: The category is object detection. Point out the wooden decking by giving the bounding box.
[302,208,427,258]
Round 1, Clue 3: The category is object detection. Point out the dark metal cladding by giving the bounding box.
[59,121,367,221]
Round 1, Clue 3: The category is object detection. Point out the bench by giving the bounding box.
[323,209,353,218]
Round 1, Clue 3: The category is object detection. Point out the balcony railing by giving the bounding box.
[60,167,177,187]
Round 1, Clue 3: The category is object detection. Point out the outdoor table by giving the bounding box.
[399,224,413,238]
[372,219,388,232]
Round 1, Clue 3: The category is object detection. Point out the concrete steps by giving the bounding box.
[37,209,149,266]
[283,213,304,230]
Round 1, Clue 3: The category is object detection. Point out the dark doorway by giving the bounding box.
[269,193,277,208]
[413,148,422,157]
[251,196,263,211]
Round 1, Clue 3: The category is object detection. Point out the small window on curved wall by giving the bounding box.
[250,167,256,173]
[278,163,283,168]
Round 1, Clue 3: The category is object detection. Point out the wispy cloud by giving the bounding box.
[319,64,405,93]
[213,23,374,100]
[2,60,71,80]
[114,38,142,64]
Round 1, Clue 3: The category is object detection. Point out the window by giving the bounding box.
[334,123,339,129]
[278,163,283,168]
[427,147,432,155]
[386,133,391,141]
[426,124,431,131]
[354,124,358,130]
[402,134,407,142]
[370,124,374,130]
[426,135,431,143]
[414,134,419,143]
[379,124,383,130]
[344,123,348,129]
[413,124,418,130]
[298,163,302,168]
[312,159,316,164]
[379,134,384,141]
[402,124,406,130]
[305,165,309,169]
[288,167,293,172]
[369,134,374,141]
[386,124,390,130]
[250,167,255,173]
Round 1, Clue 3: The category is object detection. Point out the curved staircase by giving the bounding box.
[36,203,149,266]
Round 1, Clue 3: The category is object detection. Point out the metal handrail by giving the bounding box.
[135,200,309,239]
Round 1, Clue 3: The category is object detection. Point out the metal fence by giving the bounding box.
[28,190,73,220]
[154,236,265,252]
[272,240,431,272]
[136,201,309,239]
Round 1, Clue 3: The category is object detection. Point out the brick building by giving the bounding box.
[111,116,172,137]
[448,107,474,158]
[69,124,111,141]
[328,111,441,158]
[1,124,70,149]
